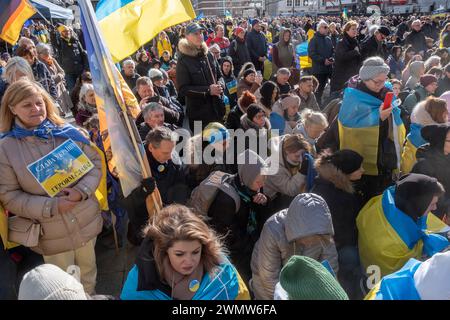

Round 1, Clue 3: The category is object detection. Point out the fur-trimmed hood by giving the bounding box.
[411,100,439,126]
[177,38,209,57]
[314,155,354,194]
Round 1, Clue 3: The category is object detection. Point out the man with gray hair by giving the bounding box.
[138,102,177,141]
[405,20,427,56]
[272,68,292,95]
[123,126,189,245]
[121,59,139,90]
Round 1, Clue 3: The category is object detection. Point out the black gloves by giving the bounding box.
[299,155,309,176]
[141,177,156,196]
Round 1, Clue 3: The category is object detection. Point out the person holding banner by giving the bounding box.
[0,80,104,295]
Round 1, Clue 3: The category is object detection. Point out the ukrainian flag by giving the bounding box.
[365,258,422,300]
[296,28,315,70]
[357,186,449,277]
[79,0,163,219]
[0,0,36,44]
[225,10,232,20]
[95,0,196,63]
[400,123,426,174]
[338,87,406,176]
[342,8,348,21]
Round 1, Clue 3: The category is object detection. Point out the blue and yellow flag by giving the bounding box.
[79,0,162,218]
[342,8,348,21]
[357,186,449,277]
[225,10,232,20]
[95,0,196,63]
[295,29,315,70]
[338,87,406,176]
[400,123,427,174]
[0,0,36,44]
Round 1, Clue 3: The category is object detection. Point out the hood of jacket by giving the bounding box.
[134,237,171,293]
[178,38,209,58]
[240,114,271,131]
[411,100,438,126]
[315,154,354,194]
[284,193,334,242]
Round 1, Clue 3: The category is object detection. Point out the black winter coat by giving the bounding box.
[229,38,251,77]
[330,33,362,93]
[360,35,388,61]
[208,175,268,281]
[176,39,225,129]
[412,145,450,218]
[245,30,268,66]
[310,159,363,249]
[225,105,244,130]
[55,37,87,75]
[405,30,427,54]
[124,148,188,245]
[308,32,334,75]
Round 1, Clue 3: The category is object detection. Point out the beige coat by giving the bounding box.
[0,132,103,256]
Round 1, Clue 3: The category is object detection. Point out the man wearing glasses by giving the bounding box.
[405,20,427,57]
[360,26,391,61]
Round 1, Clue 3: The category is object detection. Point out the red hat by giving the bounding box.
[420,74,438,88]
[234,27,245,36]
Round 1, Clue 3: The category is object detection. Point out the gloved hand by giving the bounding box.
[299,155,309,176]
[141,177,156,196]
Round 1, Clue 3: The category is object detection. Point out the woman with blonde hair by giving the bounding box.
[120,204,250,300]
[0,79,105,294]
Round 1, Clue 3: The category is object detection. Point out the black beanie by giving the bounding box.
[243,68,256,79]
[395,173,444,221]
[327,150,364,174]
[246,103,264,121]
[421,124,450,151]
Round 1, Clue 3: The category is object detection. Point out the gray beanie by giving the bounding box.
[18,264,88,300]
[237,149,268,188]
[148,68,164,81]
[359,57,390,81]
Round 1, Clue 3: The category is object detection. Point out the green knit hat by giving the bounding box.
[280,256,349,300]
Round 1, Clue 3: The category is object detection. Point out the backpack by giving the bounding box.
[187,171,241,216]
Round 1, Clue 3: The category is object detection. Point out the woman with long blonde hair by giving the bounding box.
[121,204,250,300]
[0,79,104,294]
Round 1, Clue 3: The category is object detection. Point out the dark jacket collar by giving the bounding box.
[135,237,172,295]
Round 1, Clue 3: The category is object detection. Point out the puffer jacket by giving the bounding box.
[176,39,224,128]
[55,36,88,75]
[264,135,308,200]
[307,32,334,75]
[0,126,103,256]
[250,193,338,300]
[403,85,429,114]
[310,156,363,249]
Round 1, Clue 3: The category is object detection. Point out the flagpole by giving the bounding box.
[79,0,161,217]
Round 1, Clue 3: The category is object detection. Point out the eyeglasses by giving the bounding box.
[369,78,387,86]
[323,26,328,29]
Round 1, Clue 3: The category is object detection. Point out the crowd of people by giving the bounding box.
[1,11,450,301]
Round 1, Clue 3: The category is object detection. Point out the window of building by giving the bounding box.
[287,0,293,6]
[295,0,301,6]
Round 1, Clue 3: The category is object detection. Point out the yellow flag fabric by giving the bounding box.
[357,194,448,277]
[400,138,417,174]
[0,0,37,45]
[96,0,196,62]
